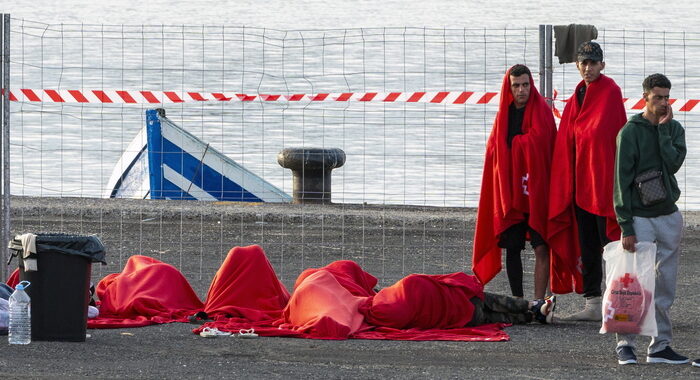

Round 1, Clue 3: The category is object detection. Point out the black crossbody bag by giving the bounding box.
[634,170,667,206]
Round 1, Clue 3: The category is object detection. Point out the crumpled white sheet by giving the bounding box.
[18,233,37,258]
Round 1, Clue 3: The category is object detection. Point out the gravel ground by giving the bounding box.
[1,196,698,379]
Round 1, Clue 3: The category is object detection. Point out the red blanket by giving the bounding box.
[547,74,626,294]
[7,268,19,288]
[203,245,290,321]
[197,253,508,341]
[472,68,556,285]
[191,245,302,338]
[278,270,372,339]
[88,255,204,328]
[294,260,377,297]
[366,272,483,329]
[355,272,506,342]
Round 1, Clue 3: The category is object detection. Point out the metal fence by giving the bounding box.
[2,17,700,286]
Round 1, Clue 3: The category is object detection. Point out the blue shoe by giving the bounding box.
[647,347,689,364]
[617,346,637,365]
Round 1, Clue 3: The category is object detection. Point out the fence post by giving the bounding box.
[545,24,553,109]
[1,14,9,282]
[539,24,554,109]
[539,25,545,97]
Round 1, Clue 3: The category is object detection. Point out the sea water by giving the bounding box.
[4,1,700,207]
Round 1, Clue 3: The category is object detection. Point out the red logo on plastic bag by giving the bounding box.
[602,273,651,335]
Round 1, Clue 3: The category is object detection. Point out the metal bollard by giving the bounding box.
[277,148,345,204]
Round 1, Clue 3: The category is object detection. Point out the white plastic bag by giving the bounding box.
[599,240,657,337]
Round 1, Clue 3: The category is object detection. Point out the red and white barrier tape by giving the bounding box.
[4,89,498,105]
[4,89,700,112]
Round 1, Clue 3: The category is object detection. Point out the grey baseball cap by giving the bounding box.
[577,41,603,62]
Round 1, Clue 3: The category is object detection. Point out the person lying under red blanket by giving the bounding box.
[366,272,555,329]
[196,247,555,341]
[201,245,290,322]
[88,255,204,328]
[280,265,556,340]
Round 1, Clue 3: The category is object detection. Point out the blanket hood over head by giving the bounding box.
[547,74,626,294]
[472,67,557,285]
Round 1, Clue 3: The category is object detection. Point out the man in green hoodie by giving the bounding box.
[613,73,688,365]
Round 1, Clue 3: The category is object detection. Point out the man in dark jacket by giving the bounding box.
[613,73,688,365]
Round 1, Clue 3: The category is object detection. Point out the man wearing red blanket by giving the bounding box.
[548,41,626,321]
[472,64,556,307]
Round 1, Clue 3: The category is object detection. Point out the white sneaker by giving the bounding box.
[559,296,602,321]
[531,296,556,324]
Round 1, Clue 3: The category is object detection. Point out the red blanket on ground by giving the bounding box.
[278,270,372,339]
[472,69,557,285]
[547,74,626,294]
[354,272,505,342]
[88,255,204,328]
[203,245,290,321]
[196,248,508,341]
[366,272,483,329]
[8,247,510,341]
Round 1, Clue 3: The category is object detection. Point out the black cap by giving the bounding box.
[577,41,603,62]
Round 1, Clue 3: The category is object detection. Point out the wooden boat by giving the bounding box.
[105,109,291,202]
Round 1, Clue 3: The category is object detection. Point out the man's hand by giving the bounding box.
[622,235,637,252]
[659,105,674,125]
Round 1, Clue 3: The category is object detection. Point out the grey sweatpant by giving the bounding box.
[616,210,683,355]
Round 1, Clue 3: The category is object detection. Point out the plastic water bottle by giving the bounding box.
[8,281,31,345]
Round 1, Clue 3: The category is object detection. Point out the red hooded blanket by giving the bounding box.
[88,255,204,328]
[472,68,557,285]
[278,270,371,339]
[547,74,626,294]
[202,245,290,321]
[294,260,377,297]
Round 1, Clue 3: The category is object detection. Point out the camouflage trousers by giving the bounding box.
[467,292,533,326]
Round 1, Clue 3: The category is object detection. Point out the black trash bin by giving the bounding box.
[8,233,106,342]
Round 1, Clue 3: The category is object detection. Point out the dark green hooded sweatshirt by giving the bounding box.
[613,113,686,237]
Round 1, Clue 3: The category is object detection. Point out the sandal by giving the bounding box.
[236,328,259,339]
[199,327,232,338]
